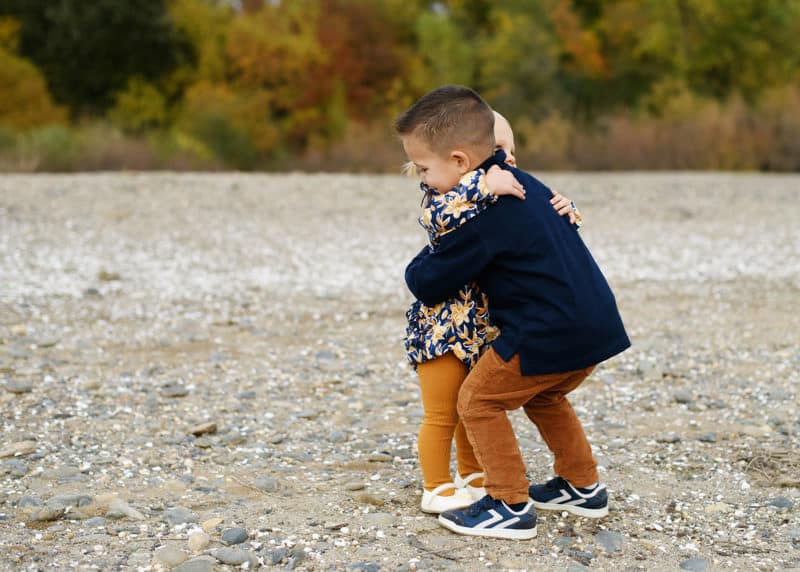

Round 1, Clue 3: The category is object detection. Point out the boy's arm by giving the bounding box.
[405,222,493,306]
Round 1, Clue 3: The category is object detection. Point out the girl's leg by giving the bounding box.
[416,352,468,494]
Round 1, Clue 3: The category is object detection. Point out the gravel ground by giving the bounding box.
[1,172,798,572]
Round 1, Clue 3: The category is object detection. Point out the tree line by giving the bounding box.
[1,0,798,171]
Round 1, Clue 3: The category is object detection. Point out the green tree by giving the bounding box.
[1,0,194,115]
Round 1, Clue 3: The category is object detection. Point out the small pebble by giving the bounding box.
[3,380,33,394]
[220,527,248,545]
[680,557,709,571]
[254,476,279,492]
[163,506,198,526]
[595,530,624,553]
[154,545,188,568]
[768,497,794,509]
[188,422,217,436]
[187,530,210,552]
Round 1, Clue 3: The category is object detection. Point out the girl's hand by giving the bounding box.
[550,191,582,226]
[485,165,525,200]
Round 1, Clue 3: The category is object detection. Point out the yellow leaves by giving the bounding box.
[0,48,66,130]
[225,3,325,104]
[109,78,169,133]
[0,16,20,51]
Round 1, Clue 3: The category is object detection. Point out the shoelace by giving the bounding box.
[465,495,498,516]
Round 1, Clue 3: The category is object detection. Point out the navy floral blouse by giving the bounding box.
[404,169,500,368]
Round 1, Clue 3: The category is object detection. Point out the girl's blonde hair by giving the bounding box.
[401,161,418,178]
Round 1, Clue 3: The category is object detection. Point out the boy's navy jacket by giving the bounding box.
[405,150,630,375]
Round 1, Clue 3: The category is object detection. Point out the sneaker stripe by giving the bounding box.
[552,490,572,504]
[567,482,606,500]
[495,517,521,529]
[474,510,503,529]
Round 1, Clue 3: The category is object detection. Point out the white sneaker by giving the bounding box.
[420,482,473,514]
[455,472,486,501]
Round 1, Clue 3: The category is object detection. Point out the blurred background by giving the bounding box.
[1,0,798,172]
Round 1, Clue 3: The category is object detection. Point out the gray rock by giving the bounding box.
[49,494,92,509]
[163,506,198,525]
[674,390,693,404]
[567,549,595,566]
[220,527,248,545]
[554,536,574,548]
[254,475,279,492]
[269,547,289,565]
[362,512,396,528]
[328,430,348,443]
[697,433,717,443]
[4,380,33,394]
[286,549,306,570]
[3,458,28,477]
[41,466,82,482]
[154,545,188,567]
[595,530,624,553]
[567,564,589,572]
[679,557,709,571]
[345,481,366,491]
[107,498,145,521]
[211,547,253,566]
[655,433,680,443]
[173,556,216,572]
[162,385,189,398]
[85,517,108,527]
[18,495,43,509]
[349,562,380,572]
[768,496,794,509]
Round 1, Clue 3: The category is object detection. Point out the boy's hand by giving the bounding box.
[486,165,525,200]
[550,191,582,225]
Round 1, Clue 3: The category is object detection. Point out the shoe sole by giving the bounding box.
[420,500,473,514]
[437,515,537,540]
[532,501,608,518]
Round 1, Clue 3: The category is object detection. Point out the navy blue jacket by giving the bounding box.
[405,152,630,375]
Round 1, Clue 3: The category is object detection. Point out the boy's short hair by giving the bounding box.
[395,85,495,158]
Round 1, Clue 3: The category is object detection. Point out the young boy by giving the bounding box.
[396,86,630,540]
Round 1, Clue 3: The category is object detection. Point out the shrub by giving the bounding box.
[108,78,168,133]
[0,48,66,130]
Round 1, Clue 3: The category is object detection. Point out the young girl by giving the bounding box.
[406,112,582,513]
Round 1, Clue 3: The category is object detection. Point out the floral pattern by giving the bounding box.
[405,169,500,368]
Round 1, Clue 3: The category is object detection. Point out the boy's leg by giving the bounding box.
[453,420,484,487]
[522,367,597,487]
[456,349,541,504]
[457,348,596,504]
[416,352,469,493]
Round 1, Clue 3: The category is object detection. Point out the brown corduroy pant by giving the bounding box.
[457,348,598,504]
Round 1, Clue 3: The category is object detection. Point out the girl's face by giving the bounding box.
[493,112,517,167]
[402,135,467,192]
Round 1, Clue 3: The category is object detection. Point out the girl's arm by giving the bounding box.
[550,191,584,227]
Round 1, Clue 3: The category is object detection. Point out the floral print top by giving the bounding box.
[405,169,500,368]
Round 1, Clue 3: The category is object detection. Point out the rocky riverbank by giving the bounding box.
[1,173,798,571]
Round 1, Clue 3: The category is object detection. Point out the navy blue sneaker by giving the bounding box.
[529,477,608,518]
[438,495,537,540]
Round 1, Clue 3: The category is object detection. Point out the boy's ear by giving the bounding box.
[450,150,470,172]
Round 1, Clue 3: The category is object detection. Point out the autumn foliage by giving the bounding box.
[0,0,798,171]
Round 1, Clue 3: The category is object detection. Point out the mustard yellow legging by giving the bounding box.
[417,352,484,494]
